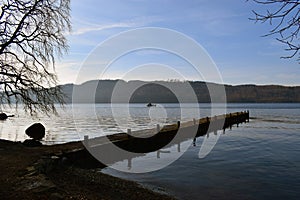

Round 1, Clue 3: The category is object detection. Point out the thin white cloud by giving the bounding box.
[72,22,134,35]
[71,16,163,36]
[134,49,167,56]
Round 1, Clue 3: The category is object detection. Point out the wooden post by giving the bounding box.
[177,143,181,152]
[177,121,180,128]
[156,124,160,132]
[193,118,196,125]
[84,135,89,146]
[127,128,131,135]
[247,110,250,122]
[229,113,232,130]
[128,158,132,170]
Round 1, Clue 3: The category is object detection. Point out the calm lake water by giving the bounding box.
[1,103,300,199]
[0,103,227,143]
[101,103,300,200]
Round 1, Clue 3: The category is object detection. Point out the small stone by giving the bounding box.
[26,166,35,172]
[51,156,60,160]
[25,123,45,140]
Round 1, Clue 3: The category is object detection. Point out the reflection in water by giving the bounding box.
[104,132,221,173]
[101,105,300,200]
[127,158,132,170]
[192,138,196,146]
[157,150,171,159]
[104,139,194,173]
[177,143,181,152]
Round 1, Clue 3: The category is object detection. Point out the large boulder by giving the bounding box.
[25,123,45,140]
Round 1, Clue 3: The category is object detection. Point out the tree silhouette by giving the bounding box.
[250,0,300,60]
[0,0,71,114]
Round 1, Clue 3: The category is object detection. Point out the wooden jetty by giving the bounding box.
[62,111,249,169]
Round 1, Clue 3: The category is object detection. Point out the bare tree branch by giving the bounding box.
[249,0,300,61]
[0,0,71,114]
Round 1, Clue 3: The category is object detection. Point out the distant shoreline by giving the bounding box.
[61,80,300,103]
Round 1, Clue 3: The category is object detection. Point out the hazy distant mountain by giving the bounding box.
[61,80,300,103]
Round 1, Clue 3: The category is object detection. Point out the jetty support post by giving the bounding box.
[177,121,180,129]
[84,135,89,147]
[156,124,160,132]
[127,129,131,136]
[246,110,250,122]
[229,113,232,130]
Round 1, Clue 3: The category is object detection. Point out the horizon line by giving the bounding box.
[59,79,300,87]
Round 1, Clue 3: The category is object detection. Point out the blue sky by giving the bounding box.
[56,0,300,86]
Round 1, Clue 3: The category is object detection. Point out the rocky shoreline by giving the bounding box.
[0,139,176,200]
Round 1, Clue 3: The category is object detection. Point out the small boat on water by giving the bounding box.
[147,103,156,107]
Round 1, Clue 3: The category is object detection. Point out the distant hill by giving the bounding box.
[61,80,300,103]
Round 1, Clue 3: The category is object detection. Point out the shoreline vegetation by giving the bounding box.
[0,139,176,200]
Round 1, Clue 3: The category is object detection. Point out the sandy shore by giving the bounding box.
[0,139,176,200]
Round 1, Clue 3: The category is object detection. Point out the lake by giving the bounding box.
[0,103,231,143]
[1,103,300,199]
